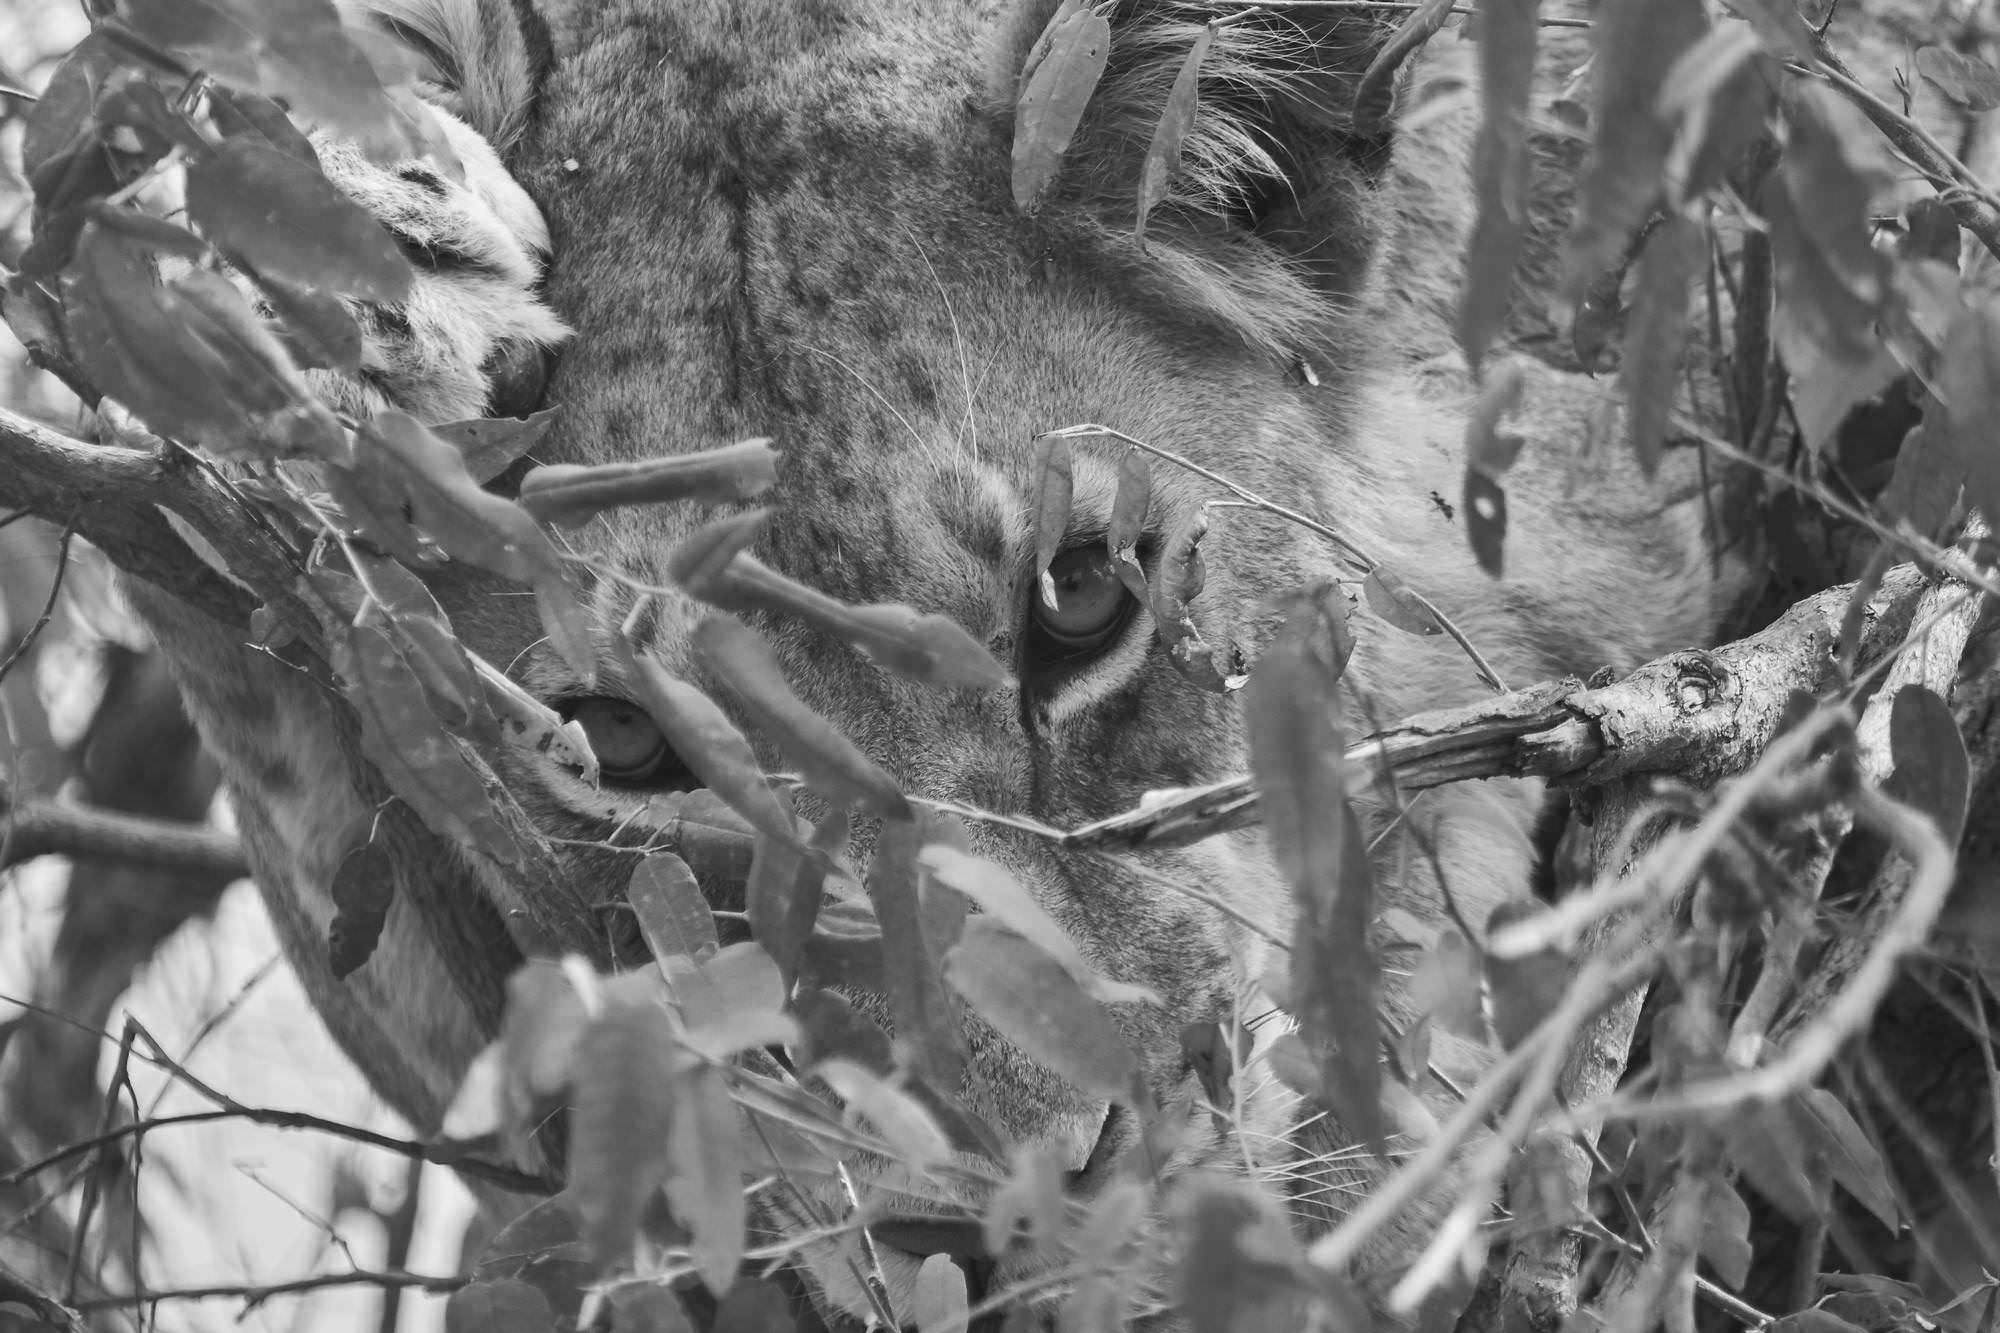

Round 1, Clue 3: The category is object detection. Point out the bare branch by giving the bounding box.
[70,1267,469,1313]
[0,781,247,879]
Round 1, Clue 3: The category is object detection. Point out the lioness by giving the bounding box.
[115,0,1738,1322]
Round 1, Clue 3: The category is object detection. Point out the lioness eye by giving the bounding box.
[1029,546,1135,658]
[562,697,674,783]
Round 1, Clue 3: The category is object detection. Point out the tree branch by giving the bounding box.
[0,785,248,879]
[69,1267,469,1313]
[1067,563,1930,851]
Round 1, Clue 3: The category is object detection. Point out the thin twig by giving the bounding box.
[70,1267,469,1313]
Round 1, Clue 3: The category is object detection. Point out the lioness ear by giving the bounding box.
[996,0,1398,353]
[349,0,555,157]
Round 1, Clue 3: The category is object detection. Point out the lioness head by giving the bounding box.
[123,0,1733,1322]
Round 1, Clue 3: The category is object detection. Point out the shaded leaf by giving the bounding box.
[470,1196,593,1317]
[945,917,1142,1104]
[1797,1087,1900,1231]
[628,851,721,965]
[1409,927,1486,1042]
[674,942,796,1059]
[1012,0,1111,212]
[444,1278,554,1333]
[1136,23,1216,245]
[1916,46,2000,112]
[1559,0,1706,305]
[186,136,412,300]
[1699,1177,1753,1288]
[694,614,910,818]
[1107,447,1153,600]
[1459,0,1542,372]
[498,962,590,1122]
[1179,1178,1312,1333]
[327,838,394,978]
[745,812,826,987]
[712,1280,794,1333]
[791,987,894,1072]
[361,412,563,583]
[983,1145,1066,1258]
[1885,683,1970,847]
[1722,1102,1826,1223]
[254,267,363,372]
[1622,214,1699,474]
[1483,900,1569,1049]
[623,650,800,850]
[519,439,779,528]
[608,1282,697,1333]
[205,85,319,163]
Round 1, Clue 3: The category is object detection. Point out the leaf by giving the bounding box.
[745,814,827,987]
[1884,683,1970,847]
[1721,1102,1825,1223]
[628,851,721,965]
[921,846,1154,1005]
[1030,433,1075,611]
[944,917,1142,1104]
[498,961,590,1121]
[518,439,779,528]
[344,552,482,730]
[1136,23,1216,245]
[1458,0,1542,373]
[205,85,320,163]
[675,942,798,1059]
[1796,1087,1900,1230]
[1917,46,2000,112]
[360,412,564,585]
[1559,0,1707,306]
[664,1064,746,1295]
[1012,0,1111,213]
[983,1145,1066,1257]
[866,813,969,1088]
[327,838,394,978]
[1179,1179,1312,1333]
[253,268,363,372]
[697,555,1010,691]
[1658,25,1772,209]
[1151,508,1247,693]
[816,1057,954,1166]
[334,620,527,867]
[1622,214,1699,475]
[693,614,910,817]
[444,1278,555,1333]
[22,34,124,178]
[1409,928,1487,1042]
[1699,1177,1753,1288]
[435,409,562,484]
[1939,298,2000,529]
[1482,900,1569,1049]
[1768,1311,1871,1333]
[607,1282,697,1333]
[1107,447,1153,600]
[1765,88,1890,369]
[622,650,800,849]
[470,1197,593,1317]
[1363,566,1443,636]
[791,987,895,1072]
[569,993,687,1265]
[185,137,412,301]
[1463,361,1525,576]
[712,1280,794,1333]
[1247,590,1378,1149]
[122,0,419,160]
[914,1254,970,1333]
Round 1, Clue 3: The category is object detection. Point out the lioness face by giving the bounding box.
[129,0,1728,1319]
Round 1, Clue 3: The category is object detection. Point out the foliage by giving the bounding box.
[3,0,2000,1331]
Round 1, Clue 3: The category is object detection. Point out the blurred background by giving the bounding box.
[1,2,476,1327]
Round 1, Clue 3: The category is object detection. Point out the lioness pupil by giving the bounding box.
[563,698,672,782]
[1032,546,1133,652]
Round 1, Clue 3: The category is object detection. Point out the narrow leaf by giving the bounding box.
[1622,213,1699,475]
[518,439,779,528]
[1363,566,1444,636]
[866,813,969,1088]
[1797,1088,1901,1231]
[435,409,562,484]
[1107,447,1153,600]
[664,1064,746,1295]
[1012,2,1111,212]
[623,650,800,850]
[1458,0,1542,372]
[1135,24,1216,244]
[569,996,686,1266]
[1030,433,1075,611]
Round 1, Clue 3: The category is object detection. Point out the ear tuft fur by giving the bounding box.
[347,0,549,154]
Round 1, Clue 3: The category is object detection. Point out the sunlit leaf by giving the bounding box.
[944,917,1142,1104]
[664,1063,745,1294]
[1012,0,1111,212]
[1363,566,1444,637]
[518,438,779,528]
[434,408,562,484]
[470,1196,593,1319]
[569,992,687,1265]
[914,1254,970,1333]
[694,614,910,818]
[627,851,720,965]
[815,1057,953,1167]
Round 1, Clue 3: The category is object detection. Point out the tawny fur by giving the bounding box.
[124,0,1751,1324]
